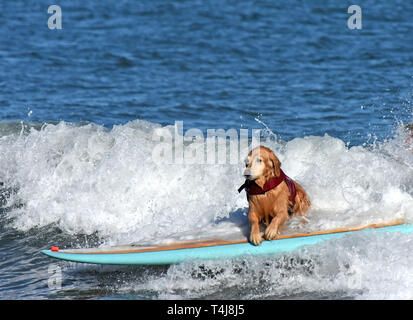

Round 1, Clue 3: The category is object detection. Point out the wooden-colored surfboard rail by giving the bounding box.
[60,219,404,255]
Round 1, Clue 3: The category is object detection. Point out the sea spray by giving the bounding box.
[0,120,412,246]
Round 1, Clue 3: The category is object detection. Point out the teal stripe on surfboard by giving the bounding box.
[41,223,413,265]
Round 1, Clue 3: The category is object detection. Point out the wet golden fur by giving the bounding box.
[243,146,311,245]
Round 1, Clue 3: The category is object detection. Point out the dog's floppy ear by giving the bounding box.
[269,152,281,177]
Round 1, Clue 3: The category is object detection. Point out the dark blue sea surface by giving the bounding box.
[1,0,413,300]
[1,0,412,143]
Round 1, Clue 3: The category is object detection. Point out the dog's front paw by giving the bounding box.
[264,225,279,240]
[250,232,264,246]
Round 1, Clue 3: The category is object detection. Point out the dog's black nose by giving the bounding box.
[243,169,252,179]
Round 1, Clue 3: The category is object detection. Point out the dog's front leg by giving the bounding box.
[248,211,264,246]
[264,210,288,240]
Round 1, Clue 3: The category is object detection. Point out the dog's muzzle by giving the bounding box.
[243,168,253,180]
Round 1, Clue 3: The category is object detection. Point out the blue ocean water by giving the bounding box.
[2,0,412,143]
[1,0,413,300]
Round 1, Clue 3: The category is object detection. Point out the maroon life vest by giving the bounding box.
[238,169,296,204]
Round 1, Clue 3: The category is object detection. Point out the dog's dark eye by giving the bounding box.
[256,158,262,163]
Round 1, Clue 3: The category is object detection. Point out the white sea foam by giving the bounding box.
[1,120,413,245]
[0,120,246,244]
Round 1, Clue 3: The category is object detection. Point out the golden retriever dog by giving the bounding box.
[238,146,311,245]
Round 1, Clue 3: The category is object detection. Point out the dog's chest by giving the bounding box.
[247,184,288,216]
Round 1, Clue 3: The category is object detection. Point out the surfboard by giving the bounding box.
[42,221,413,265]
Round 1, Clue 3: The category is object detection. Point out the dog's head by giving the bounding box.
[243,146,281,182]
